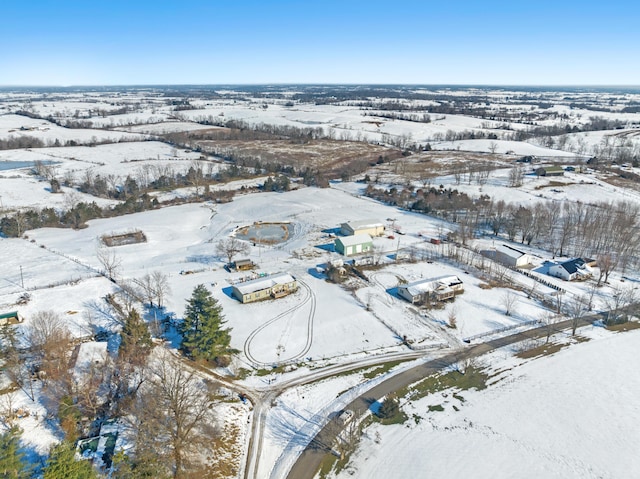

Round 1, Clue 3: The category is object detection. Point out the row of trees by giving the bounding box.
[365,183,640,274]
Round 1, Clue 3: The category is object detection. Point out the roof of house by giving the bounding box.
[554,258,587,275]
[335,233,373,247]
[341,219,384,231]
[496,244,527,260]
[235,259,254,266]
[234,272,296,295]
[399,275,463,297]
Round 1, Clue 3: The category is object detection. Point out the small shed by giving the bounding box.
[234,259,255,271]
[335,234,373,257]
[340,220,384,237]
[0,311,24,326]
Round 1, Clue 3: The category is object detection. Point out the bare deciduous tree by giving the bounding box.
[541,313,561,344]
[565,295,588,336]
[151,271,171,309]
[27,311,73,383]
[130,350,216,478]
[604,284,637,325]
[216,237,250,265]
[97,246,122,281]
[508,165,524,187]
[596,253,616,286]
[501,290,518,316]
[135,271,171,309]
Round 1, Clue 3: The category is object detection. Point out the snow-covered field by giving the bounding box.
[2,87,640,478]
[334,329,640,479]
[0,114,145,144]
[10,186,568,367]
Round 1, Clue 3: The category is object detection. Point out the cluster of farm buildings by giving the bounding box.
[2,218,598,323]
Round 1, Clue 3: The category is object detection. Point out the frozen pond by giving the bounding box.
[235,222,291,244]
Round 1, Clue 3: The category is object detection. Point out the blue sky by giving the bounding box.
[1,0,638,86]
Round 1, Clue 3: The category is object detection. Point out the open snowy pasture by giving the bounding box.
[0,172,117,211]
[334,329,640,479]
[13,187,501,370]
[0,237,103,297]
[431,138,576,157]
[0,141,215,210]
[12,185,566,375]
[176,102,521,146]
[86,111,173,129]
[0,114,145,144]
[0,140,203,169]
[121,121,221,134]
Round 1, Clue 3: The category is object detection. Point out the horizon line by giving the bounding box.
[1,83,640,89]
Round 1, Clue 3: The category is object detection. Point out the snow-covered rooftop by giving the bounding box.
[342,219,384,230]
[400,275,463,297]
[233,272,296,295]
[336,234,373,247]
[496,244,528,259]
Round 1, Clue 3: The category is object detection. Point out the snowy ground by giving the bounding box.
[9,187,560,366]
[333,328,640,479]
[2,88,640,477]
[0,114,145,144]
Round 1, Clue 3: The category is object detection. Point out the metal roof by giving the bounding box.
[335,234,373,247]
[399,275,463,297]
[234,272,296,295]
[342,219,384,230]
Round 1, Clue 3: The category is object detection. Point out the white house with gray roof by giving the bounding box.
[548,258,593,281]
[231,272,298,303]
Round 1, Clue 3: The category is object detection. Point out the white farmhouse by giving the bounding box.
[548,258,593,281]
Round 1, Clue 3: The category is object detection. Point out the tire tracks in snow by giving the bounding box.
[243,278,316,367]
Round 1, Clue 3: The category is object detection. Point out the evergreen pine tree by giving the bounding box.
[181,284,231,362]
[43,441,97,479]
[0,426,29,479]
[119,308,152,364]
[377,394,400,419]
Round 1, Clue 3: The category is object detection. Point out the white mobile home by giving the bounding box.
[232,272,298,303]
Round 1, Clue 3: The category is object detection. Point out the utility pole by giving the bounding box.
[20,265,24,289]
